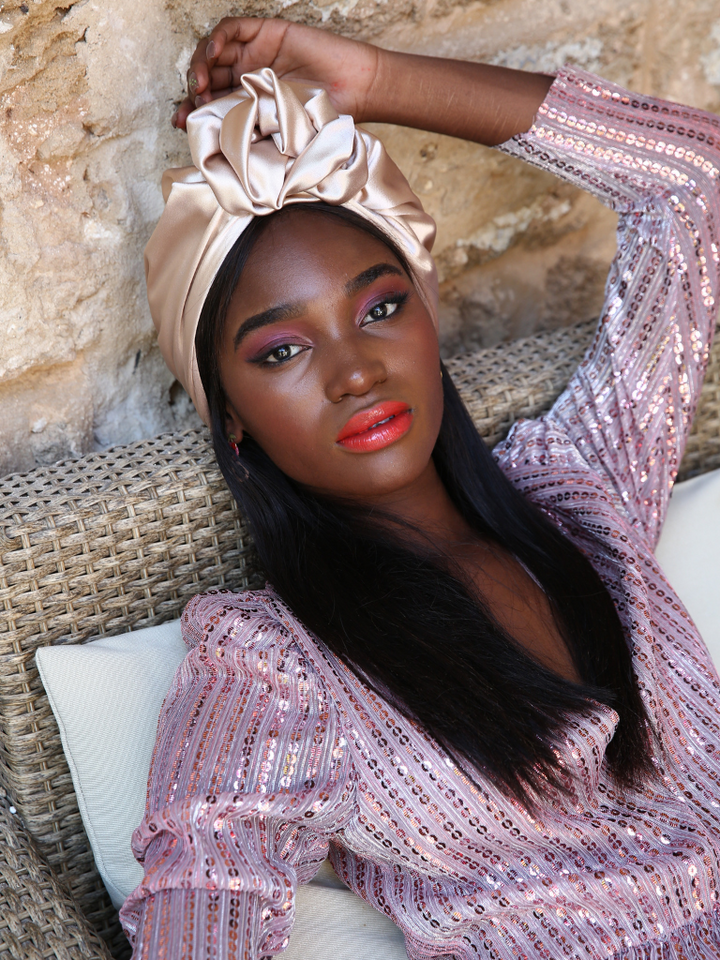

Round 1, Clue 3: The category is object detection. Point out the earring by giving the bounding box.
[228,434,240,457]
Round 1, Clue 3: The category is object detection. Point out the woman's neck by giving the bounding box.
[355,461,582,683]
[358,460,474,550]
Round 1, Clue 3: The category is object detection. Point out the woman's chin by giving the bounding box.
[303,451,439,505]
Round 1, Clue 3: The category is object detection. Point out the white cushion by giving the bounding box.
[36,623,409,959]
[34,466,720,957]
[655,467,720,665]
[36,622,188,909]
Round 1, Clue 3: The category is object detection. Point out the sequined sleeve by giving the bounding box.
[497,67,720,548]
[118,590,356,960]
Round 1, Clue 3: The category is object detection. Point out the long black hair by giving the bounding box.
[195,202,655,807]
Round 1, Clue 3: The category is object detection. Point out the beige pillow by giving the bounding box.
[35,466,720,956]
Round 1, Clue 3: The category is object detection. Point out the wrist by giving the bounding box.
[361,46,405,125]
[358,51,554,146]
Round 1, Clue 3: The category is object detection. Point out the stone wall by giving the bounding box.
[1,0,719,475]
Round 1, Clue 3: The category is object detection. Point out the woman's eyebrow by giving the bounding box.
[344,263,403,297]
[233,303,306,349]
[232,263,403,349]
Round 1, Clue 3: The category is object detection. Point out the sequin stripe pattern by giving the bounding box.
[497,65,720,550]
[120,590,356,959]
[276,577,720,960]
[494,436,720,797]
[121,68,720,960]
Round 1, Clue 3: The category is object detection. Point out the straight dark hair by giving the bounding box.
[195,202,655,807]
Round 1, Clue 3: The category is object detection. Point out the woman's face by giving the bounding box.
[219,209,444,503]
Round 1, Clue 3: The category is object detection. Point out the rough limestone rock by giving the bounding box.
[1,0,719,475]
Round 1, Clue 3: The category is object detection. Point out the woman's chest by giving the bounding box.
[296,579,720,902]
[457,541,581,683]
[328,676,720,934]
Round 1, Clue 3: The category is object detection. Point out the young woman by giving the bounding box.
[120,17,720,959]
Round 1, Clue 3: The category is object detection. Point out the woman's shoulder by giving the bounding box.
[180,585,297,652]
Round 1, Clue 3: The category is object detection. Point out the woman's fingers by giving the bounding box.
[176,19,286,128]
[186,64,233,100]
[194,86,234,109]
[187,37,212,96]
[207,17,277,59]
[173,85,235,130]
[173,17,377,128]
[184,21,272,99]
[173,96,194,130]
[208,65,236,92]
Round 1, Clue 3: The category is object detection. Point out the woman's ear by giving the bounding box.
[224,401,244,444]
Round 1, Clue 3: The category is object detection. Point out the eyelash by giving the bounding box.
[361,291,409,326]
[254,292,409,367]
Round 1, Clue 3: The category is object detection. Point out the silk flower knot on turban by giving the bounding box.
[145,67,438,426]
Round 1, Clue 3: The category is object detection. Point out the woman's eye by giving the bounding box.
[365,300,400,323]
[263,343,303,365]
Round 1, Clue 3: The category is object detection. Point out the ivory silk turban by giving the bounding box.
[145,68,439,426]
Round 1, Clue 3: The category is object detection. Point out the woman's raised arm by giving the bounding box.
[493,67,720,548]
[175,16,554,146]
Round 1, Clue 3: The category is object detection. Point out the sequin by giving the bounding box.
[121,67,720,959]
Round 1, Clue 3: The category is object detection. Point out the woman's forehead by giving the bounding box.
[235,208,408,302]
[251,206,401,265]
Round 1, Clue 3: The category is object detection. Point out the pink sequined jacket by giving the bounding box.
[120,68,720,959]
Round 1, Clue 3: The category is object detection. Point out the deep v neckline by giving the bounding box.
[449,538,582,685]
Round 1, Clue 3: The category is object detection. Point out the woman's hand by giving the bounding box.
[174,18,381,130]
[173,16,554,147]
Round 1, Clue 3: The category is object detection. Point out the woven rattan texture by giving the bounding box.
[0,431,263,956]
[0,789,111,960]
[446,320,594,447]
[0,319,718,954]
[679,319,720,480]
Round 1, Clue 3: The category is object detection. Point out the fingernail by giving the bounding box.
[206,40,217,59]
[195,95,205,109]
[188,71,198,90]
[171,112,178,128]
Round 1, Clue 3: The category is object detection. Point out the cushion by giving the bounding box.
[655,468,720,665]
[36,622,187,909]
[36,624,409,959]
[35,467,720,957]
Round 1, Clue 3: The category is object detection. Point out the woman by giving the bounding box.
[120,17,720,958]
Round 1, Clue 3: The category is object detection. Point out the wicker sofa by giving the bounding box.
[0,318,719,960]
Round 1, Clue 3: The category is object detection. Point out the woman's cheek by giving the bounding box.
[242,381,327,460]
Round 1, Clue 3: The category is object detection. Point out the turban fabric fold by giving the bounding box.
[145,67,438,425]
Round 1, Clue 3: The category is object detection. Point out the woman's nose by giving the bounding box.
[324,345,387,403]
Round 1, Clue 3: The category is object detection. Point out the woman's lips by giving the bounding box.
[336,400,413,452]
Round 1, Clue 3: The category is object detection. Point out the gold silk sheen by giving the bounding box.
[144,68,439,425]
